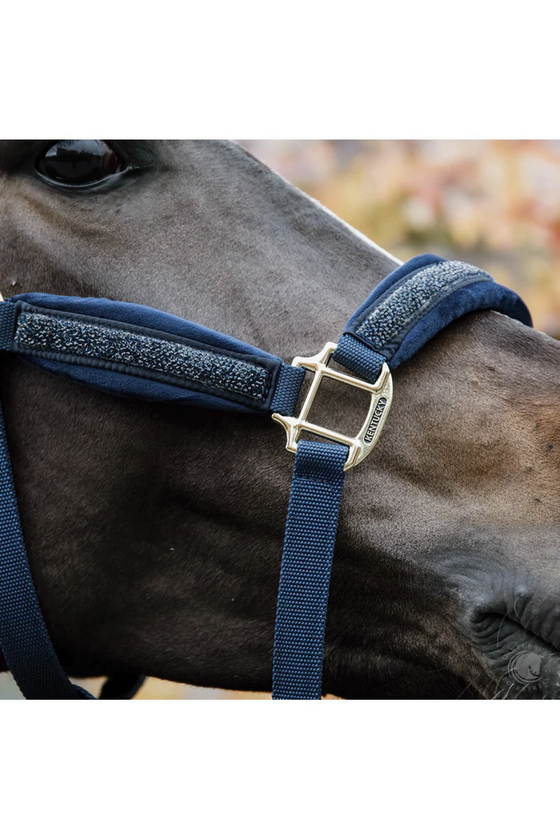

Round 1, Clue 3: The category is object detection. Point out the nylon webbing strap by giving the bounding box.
[272,441,347,699]
[0,397,92,699]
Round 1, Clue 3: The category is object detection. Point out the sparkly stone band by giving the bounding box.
[356,261,493,351]
[14,311,270,401]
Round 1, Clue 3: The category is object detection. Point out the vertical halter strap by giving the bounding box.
[272,441,347,699]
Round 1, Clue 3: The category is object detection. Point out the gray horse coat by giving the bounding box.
[1,140,559,699]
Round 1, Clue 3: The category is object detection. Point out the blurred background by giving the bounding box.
[1,139,559,699]
[241,140,560,338]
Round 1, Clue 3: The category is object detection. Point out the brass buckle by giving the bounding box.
[272,342,392,470]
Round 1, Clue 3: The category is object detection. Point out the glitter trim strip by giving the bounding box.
[14,311,270,402]
[356,260,493,351]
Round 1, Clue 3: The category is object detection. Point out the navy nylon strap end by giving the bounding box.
[270,363,305,415]
[0,301,17,351]
[272,441,347,700]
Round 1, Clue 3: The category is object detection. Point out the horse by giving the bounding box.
[0,139,559,699]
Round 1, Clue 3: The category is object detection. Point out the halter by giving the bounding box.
[0,254,531,699]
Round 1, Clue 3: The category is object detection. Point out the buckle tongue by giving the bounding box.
[272,342,392,470]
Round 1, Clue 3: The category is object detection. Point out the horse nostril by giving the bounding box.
[469,592,560,668]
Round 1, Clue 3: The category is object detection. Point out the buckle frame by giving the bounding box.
[272,342,392,470]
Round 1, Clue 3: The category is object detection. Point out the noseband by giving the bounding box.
[0,254,531,699]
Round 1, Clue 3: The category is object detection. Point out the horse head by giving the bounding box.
[1,139,559,699]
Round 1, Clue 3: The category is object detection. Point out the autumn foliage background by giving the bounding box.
[243,140,560,339]
[1,139,558,699]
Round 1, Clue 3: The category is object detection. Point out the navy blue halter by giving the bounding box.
[0,254,531,699]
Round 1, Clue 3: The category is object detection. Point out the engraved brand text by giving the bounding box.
[364,397,388,444]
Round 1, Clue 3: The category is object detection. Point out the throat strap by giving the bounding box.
[0,399,92,699]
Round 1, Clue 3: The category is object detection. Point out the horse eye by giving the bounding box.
[36,140,126,186]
